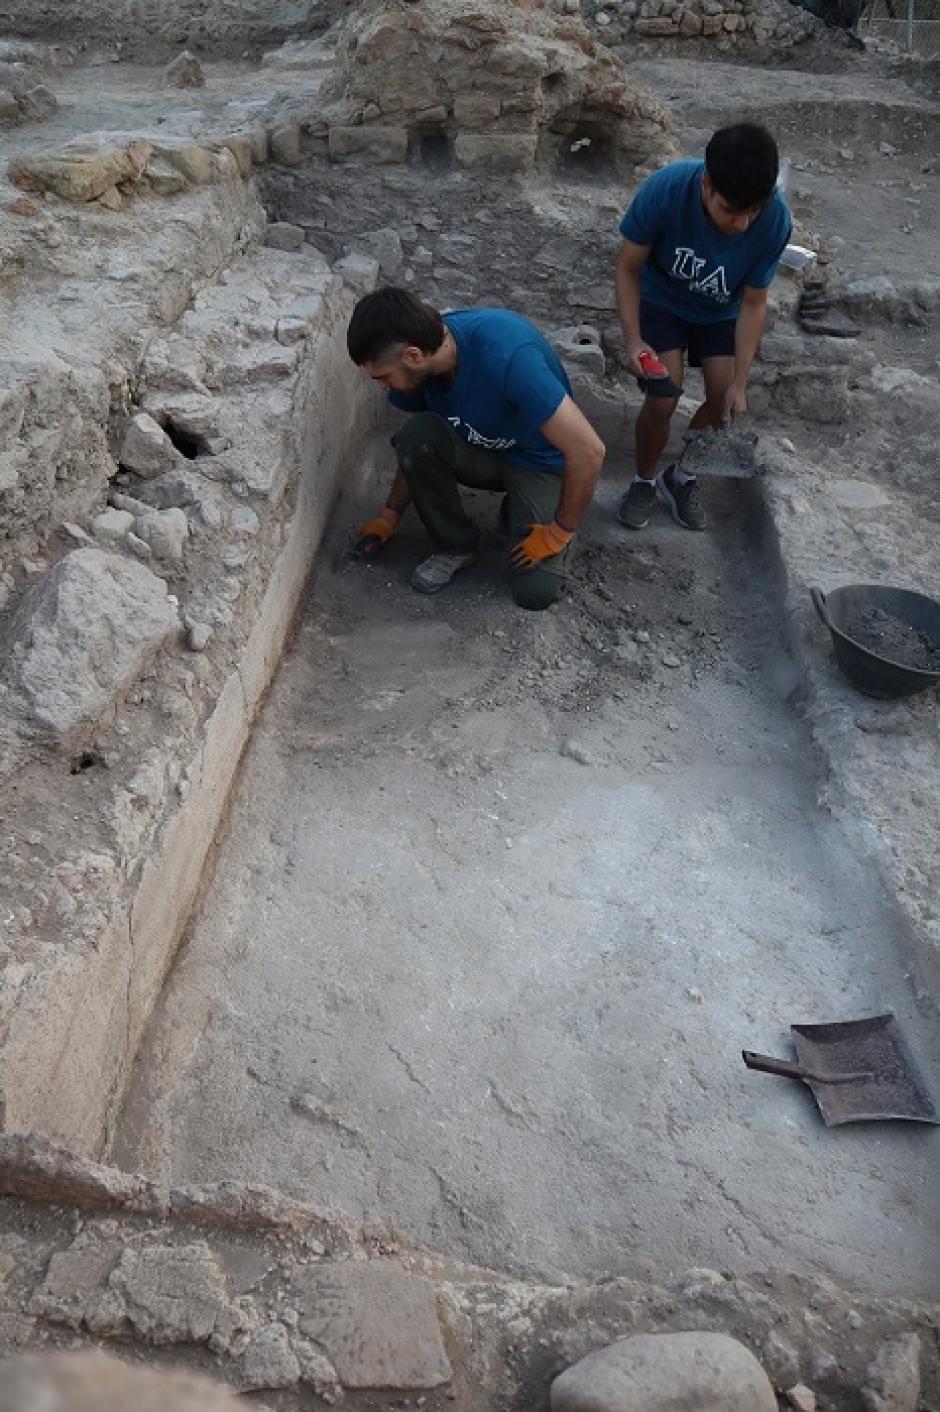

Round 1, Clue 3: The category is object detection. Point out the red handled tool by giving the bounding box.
[636,349,683,400]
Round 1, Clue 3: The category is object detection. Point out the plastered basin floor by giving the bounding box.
[113,465,940,1297]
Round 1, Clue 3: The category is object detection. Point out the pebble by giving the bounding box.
[635,629,651,644]
[661,652,681,669]
[685,986,704,1004]
[785,1386,816,1412]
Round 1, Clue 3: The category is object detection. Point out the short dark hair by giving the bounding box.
[347,288,446,365]
[705,123,779,210]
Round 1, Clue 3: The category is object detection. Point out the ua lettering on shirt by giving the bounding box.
[620,158,792,325]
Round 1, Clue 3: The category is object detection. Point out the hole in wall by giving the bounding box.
[412,131,456,174]
[162,420,212,460]
[70,748,105,776]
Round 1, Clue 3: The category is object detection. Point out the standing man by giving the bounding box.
[347,288,606,610]
[614,122,791,532]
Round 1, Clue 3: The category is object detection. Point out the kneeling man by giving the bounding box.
[348,288,606,610]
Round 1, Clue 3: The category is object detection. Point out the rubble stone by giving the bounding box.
[344,226,403,278]
[111,1242,243,1348]
[265,221,306,252]
[134,508,190,564]
[120,412,185,478]
[332,253,381,293]
[862,1334,921,1412]
[3,549,179,745]
[292,1260,452,1389]
[236,1322,302,1391]
[91,508,135,544]
[551,1332,777,1411]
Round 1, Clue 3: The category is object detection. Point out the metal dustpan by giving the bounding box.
[743,1012,940,1127]
[676,427,757,479]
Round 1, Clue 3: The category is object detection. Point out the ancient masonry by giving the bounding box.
[0,0,939,1405]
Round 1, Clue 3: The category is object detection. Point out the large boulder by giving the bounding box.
[318,0,674,176]
[551,1331,777,1412]
[0,1350,243,1412]
[3,548,179,746]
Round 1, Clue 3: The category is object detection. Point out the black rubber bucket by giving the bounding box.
[811,584,940,699]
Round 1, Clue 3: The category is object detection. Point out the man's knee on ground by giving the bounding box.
[508,570,564,612]
[392,412,452,476]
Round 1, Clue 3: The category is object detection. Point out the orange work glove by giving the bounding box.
[509,519,573,571]
[353,506,400,557]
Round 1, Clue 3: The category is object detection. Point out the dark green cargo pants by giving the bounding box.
[392,413,570,611]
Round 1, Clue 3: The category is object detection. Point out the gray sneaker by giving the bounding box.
[410,550,475,594]
[656,464,706,531]
[617,478,657,530]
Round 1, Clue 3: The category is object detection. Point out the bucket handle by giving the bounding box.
[742,1050,872,1085]
[810,587,832,630]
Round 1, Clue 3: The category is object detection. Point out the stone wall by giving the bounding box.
[313,0,675,177]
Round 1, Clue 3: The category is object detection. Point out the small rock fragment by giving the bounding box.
[862,1334,921,1412]
[90,509,134,544]
[134,508,189,564]
[269,125,302,165]
[236,1322,301,1391]
[661,651,681,669]
[786,1385,817,1412]
[165,51,205,88]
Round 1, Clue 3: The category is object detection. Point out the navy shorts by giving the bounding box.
[640,300,736,367]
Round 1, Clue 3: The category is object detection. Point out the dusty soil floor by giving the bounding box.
[113,426,940,1297]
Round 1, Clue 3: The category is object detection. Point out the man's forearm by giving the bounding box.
[556,453,603,531]
[384,467,412,515]
[615,266,643,351]
[733,297,767,387]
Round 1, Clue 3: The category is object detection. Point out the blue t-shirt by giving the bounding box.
[388,308,571,474]
[620,159,792,325]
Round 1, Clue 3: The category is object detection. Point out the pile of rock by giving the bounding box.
[315,0,675,175]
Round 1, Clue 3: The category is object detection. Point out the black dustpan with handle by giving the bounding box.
[743,1012,939,1127]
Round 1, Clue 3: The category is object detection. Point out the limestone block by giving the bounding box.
[265,221,306,252]
[165,51,205,88]
[120,412,184,479]
[702,13,724,30]
[453,92,501,128]
[12,139,152,203]
[249,127,269,164]
[163,143,213,184]
[679,10,703,32]
[3,549,179,745]
[292,1261,452,1390]
[0,1351,244,1411]
[635,15,680,31]
[553,326,606,376]
[332,252,381,294]
[551,1333,777,1412]
[134,508,189,564]
[455,132,537,172]
[269,125,302,165]
[723,13,741,29]
[329,125,408,162]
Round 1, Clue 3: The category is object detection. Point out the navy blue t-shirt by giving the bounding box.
[620,159,792,325]
[388,308,571,474]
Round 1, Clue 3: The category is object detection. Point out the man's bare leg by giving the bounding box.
[690,355,737,430]
[634,347,685,479]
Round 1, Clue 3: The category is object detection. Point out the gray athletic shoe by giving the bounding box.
[656,464,706,531]
[410,550,475,594]
[617,478,657,530]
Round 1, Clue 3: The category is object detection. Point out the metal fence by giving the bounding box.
[863,0,940,53]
